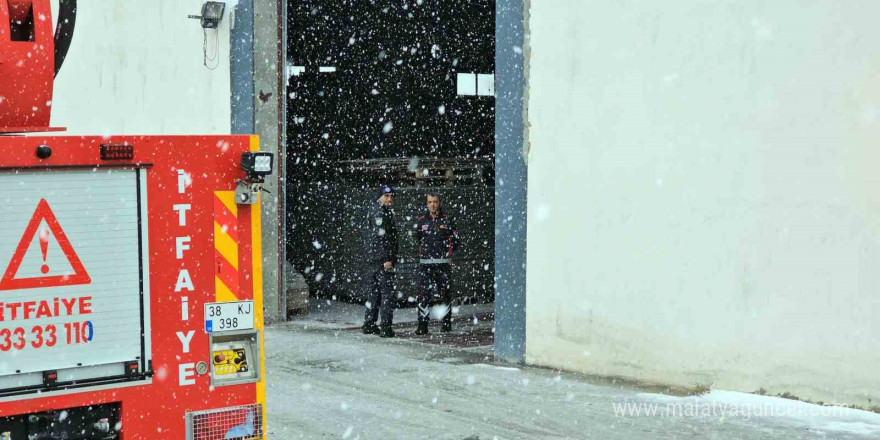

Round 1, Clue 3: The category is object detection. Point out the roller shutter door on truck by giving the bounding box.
[0,168,149,395]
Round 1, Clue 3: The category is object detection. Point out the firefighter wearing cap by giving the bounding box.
[414,192,459,334]
[362,185,399,337]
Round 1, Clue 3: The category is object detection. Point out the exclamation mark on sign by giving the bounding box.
[39,228,50,274]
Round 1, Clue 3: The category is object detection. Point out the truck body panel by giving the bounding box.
[0,135,266,440]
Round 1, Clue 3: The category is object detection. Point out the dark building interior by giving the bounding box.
[285,0,495,304]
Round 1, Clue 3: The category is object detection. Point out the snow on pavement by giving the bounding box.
[265,325,880,440]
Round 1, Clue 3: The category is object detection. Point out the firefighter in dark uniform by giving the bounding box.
[414,192,459,334]
[362,185,399,338]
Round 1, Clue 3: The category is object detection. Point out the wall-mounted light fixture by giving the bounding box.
[188,1,226,29]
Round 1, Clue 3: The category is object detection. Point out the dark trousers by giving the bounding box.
[364,267,396,327]
[417,264,451,324]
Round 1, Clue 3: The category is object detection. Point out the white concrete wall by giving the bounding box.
[525,0,880,407]
[50,0,233,135]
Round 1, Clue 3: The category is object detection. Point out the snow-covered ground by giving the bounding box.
[265,314,880,440]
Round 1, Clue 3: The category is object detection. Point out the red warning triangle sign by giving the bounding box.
[0,198,91,291]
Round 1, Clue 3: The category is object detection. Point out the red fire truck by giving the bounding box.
[0,1,270,439]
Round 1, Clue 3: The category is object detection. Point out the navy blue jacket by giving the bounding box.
[415,211,459,262]
[366,203,398,264]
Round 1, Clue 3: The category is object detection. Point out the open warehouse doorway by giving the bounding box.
[283,0,497,326]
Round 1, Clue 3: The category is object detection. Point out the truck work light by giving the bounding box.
[237,152,274,205]
[240,152,274,182]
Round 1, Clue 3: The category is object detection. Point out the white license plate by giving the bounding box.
[204,301,255,333]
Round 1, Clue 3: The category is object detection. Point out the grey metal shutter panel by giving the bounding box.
[0,169,144,383]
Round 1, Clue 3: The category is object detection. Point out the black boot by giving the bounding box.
[439,303,453,332]
[379,326,395,338]
[415,321,429,335]
[440,320,452,333]
[362,323,380,335]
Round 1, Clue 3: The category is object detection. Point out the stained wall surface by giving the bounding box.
[51,0,232,134]
[525,0,880,407]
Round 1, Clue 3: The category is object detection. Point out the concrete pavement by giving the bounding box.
[265,316,880,440]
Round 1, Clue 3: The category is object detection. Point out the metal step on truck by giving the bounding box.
[0,1,271,439]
